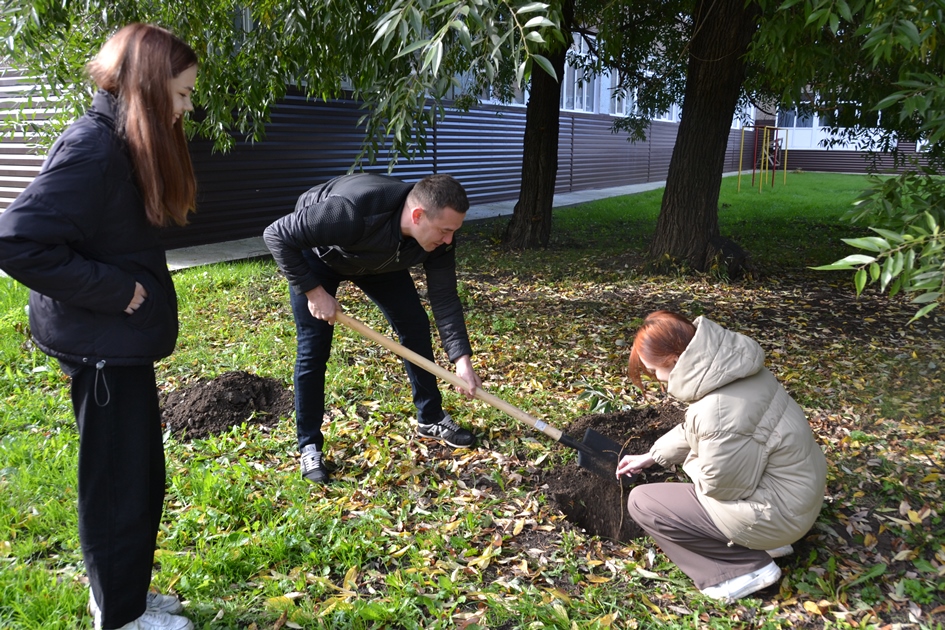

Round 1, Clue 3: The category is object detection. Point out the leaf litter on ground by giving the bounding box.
[3,174,944,628]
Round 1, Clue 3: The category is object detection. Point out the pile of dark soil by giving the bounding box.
[542,404,685,542]
[161,370,294,441]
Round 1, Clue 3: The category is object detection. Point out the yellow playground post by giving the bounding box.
[738,125,789,192]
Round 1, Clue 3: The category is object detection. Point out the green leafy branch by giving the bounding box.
[371,0,560,91]
[813,213,944,321]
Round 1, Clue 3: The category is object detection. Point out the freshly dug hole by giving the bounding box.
[542,405,685,542]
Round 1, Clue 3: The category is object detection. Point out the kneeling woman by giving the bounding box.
[616,311,827,603]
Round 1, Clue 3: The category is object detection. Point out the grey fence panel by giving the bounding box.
[778,145,927,173]
[0,69,49,209]
[434,105,527,204]
[570,112,636,190]
[644,121,679,182]
[556,115,574,193]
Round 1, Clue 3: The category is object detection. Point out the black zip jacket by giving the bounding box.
[263,173,472,361]
[0,90,178,367]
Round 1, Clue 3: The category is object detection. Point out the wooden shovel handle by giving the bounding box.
[335,312,564,442]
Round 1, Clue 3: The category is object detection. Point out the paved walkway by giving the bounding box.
[165,180,670,270]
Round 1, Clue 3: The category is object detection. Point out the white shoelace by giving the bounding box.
[437,416,461,431]
[301,450,322,469]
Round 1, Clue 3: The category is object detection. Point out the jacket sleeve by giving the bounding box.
[424,244,473,362]
[263,196,363,295]
[0,138,136,314]
[649,423,690,466]
[683,403,768,502]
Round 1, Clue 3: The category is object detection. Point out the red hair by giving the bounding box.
[628,310,696,391]
[87,23,197,227]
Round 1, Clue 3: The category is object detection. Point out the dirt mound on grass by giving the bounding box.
[159,370,685,545]
[542,404,685,542]
[161,370,294,441]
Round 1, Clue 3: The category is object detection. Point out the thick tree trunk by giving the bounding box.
[501,45,568,250]
[649,0,762,271]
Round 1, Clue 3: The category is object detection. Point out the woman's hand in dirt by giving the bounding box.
[616,453,655,479]
[453,355,481,398]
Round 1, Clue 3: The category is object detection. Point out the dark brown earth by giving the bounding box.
[160,370,294,441]
[546,404,686,541]
[159,370,685,538]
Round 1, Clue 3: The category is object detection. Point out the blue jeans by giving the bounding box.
[290,250,445,451]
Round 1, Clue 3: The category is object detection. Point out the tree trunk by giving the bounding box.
[501,45,568,250]
[649,0,762,271]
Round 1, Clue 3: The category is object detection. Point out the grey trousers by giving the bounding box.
[627,482,772,589]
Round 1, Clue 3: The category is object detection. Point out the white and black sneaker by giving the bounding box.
[416,413,475,448]
[300,445,329,484]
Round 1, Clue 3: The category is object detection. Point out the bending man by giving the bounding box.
[264,173,482,484]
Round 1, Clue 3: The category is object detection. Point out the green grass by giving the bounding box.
[1,172,943,629]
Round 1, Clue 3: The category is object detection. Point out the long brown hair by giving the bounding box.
[86,24,197,227]
[628,310,696,391]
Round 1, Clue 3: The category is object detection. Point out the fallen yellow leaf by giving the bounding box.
[545,587,572,604]
[342,565,359,591]
[893,549,914,561]
[640,595,662,614]
[804,601,822,615]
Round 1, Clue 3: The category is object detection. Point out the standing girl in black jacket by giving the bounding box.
[0,24,198,630]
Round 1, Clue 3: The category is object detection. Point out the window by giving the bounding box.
[487,83,526,107]
[560,35,598,113]
[777,107,813,128]
[821,103,879,128]
[609,72,634,117]
[654,104,681,123]
[731,102,754,129]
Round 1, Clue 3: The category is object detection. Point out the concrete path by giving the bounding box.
[165,180,670,270]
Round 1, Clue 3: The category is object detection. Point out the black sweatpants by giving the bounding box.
[64,361,166,629]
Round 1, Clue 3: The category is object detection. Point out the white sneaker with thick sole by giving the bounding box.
[766,544,794,558]
[112,611,194,630]
[89,591,186,630]
[700,561,782,603]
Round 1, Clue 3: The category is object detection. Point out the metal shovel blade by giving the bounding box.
[577,428,637,488]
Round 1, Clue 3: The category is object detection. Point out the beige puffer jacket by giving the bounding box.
[648,317,827,549]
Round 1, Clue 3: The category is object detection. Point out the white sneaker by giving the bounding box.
[766,544,794,558]
[112,611,194,630]
[700,561,782,603]
[89,591,186,629]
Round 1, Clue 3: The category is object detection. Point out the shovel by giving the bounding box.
[336,312,633,486]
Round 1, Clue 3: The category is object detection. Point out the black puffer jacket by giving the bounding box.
[0,90,178,367]
[263,173,472,361]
